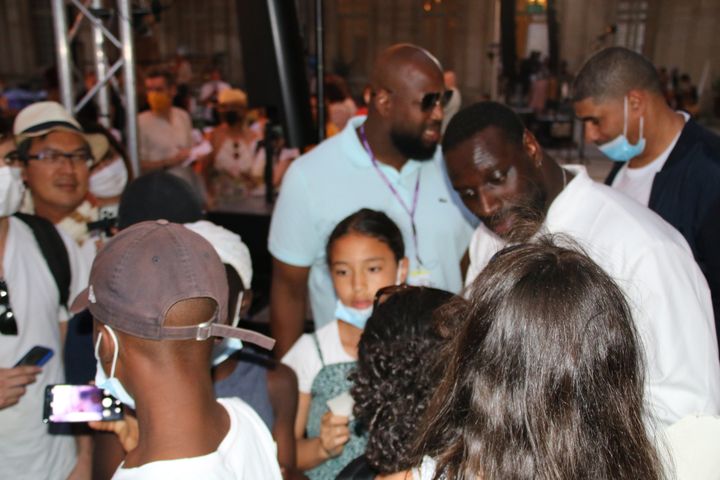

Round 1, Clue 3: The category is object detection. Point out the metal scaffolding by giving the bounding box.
[50,0,140,177]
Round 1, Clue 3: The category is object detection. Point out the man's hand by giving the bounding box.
[318,412,349,459]
[0,366,41,409]
[88,413,139,453]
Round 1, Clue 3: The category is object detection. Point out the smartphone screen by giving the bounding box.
[43,385,124,423]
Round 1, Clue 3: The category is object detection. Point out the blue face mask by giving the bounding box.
[211,337,244,366]
[335,300,373,330]
[94,326,136,410]
[598,96,646,162]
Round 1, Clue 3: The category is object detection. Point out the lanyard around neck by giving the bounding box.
[358,124,424,266]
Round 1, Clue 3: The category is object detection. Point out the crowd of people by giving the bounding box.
[0,41,719,480]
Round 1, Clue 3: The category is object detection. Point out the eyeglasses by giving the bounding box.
[0,280,17,335]
[373,284,415,310]
[27,150,94,168]
[419,90,454,112]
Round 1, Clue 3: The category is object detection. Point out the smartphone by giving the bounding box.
[14,346,54,367]
[43,385,124,424]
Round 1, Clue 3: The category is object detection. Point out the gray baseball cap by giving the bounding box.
[71,219,274,350]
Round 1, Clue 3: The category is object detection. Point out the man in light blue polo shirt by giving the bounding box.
[268,44,475,356]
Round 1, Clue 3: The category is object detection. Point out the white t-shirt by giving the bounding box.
[611,112,689,206]
[113,398,282,480]
[138,107,193,164]
[660,415,720,480]
[0,216,89,479]
[413,456,439,480]
[281,320,354,393]
[467,166,720,428]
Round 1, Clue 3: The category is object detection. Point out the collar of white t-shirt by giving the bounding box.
[611,111,689,206]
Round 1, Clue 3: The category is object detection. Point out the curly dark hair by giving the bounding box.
[350,286,455,474]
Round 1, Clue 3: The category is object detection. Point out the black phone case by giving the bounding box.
[14,346,53,367]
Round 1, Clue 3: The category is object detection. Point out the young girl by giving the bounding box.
[282,208,408,480]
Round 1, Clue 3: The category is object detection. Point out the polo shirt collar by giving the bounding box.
[340,115,429,176]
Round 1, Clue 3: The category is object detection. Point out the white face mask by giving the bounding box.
[0,166,26,217]
[89,157,128,199]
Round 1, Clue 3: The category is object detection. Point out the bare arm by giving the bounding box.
[270,258,310,359]
[267,363,305,479]
[294,392,349,471]
[67,434,93,480]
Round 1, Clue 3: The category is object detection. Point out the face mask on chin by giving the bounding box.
[335,300,373,330]
[0,166,25,217]
[89,157,128,199]
[598,96,646,162]
[94,325,136,409]
[335,264,404,330]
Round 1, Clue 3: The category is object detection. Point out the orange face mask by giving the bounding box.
[147,91,171,113]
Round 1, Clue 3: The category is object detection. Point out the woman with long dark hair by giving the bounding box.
[415,237,665,480]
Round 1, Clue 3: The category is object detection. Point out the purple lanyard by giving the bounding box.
[359,124,424,265]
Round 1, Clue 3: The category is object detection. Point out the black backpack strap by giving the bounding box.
[14,213,71,308]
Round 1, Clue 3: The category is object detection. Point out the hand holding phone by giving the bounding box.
[0,366,41,409]
[89,412,139,453]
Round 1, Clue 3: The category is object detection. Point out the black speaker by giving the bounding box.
[236,0,316,148]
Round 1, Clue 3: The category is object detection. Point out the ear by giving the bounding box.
[373,88,393,118]
[240,289,253,317]
[626,89,646,115]
[523,129,542,168]
[397,257,410,284]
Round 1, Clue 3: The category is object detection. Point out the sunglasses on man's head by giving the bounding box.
[0,280,17,335]
[419,89,454,112]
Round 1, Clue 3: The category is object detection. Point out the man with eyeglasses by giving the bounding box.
[14,101,109,272]
[268,43,475,357]
[0,104,91,479]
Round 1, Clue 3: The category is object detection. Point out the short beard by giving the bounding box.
[487,182,548,243]
[390,130,437,161]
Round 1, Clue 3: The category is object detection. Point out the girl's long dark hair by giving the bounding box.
[414,236,664,480]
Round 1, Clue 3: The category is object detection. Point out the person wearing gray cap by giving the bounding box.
[74,220,281,479]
